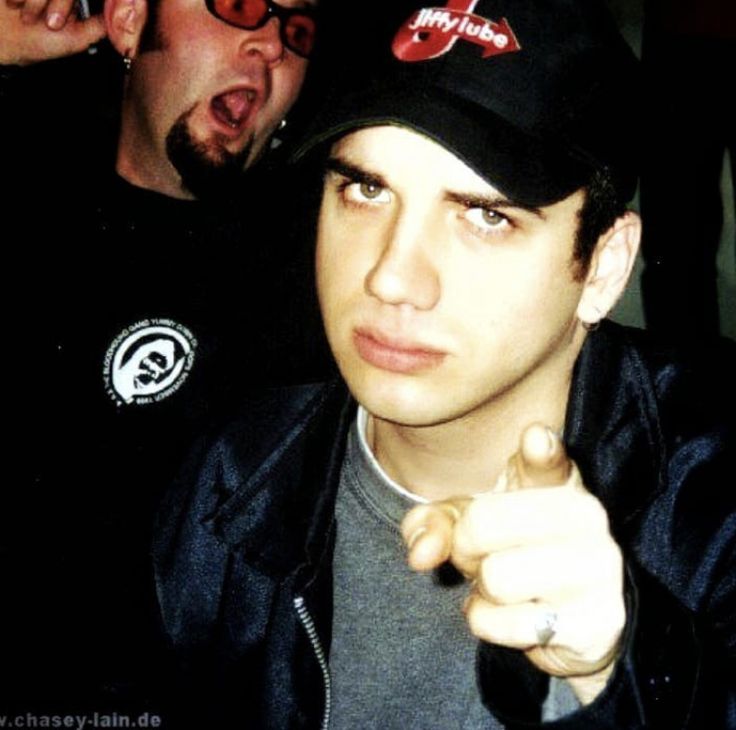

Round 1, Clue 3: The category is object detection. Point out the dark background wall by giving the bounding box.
[604,0,735,339]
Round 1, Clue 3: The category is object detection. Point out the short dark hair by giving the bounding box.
[138,0,164,52]
[573,167,629,278]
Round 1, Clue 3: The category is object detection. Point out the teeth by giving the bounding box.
[211,88,256,131]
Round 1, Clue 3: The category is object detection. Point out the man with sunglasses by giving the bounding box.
[2,0,318,196]
[0,0,329,720]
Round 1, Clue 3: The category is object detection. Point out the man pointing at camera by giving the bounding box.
[154,0,735,727]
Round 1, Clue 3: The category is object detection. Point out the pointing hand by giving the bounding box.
[401,423,626,704]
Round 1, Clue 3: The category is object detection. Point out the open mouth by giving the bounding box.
[210,88,258,133]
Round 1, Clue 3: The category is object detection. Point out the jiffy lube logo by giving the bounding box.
[392,0,520,62]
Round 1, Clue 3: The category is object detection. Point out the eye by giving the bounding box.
[464,207,511,234]
[343,181,391,205]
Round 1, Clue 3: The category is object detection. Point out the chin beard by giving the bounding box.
[165,110,253,201]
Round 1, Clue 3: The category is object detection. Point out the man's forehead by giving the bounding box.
[330,125,511,198]
[329,125,587,221]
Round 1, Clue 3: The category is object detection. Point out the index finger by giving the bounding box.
[451,479,607,569]
[505,423,572,490]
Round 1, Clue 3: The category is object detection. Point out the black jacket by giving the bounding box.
[153,322,736,729]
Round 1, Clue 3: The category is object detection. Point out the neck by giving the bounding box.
[369,343,581,501]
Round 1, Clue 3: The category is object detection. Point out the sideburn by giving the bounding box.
[137,0,167,53]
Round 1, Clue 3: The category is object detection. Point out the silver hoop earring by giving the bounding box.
[270,119,289,151]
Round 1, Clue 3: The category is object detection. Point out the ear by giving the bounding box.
[576,211,641,327]
[104,0,149,59]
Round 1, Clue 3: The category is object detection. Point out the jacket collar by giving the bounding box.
[206,379,356,579]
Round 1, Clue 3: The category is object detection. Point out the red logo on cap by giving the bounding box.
[392,0,520,62]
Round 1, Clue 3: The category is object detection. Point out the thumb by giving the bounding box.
[507,423,571,489]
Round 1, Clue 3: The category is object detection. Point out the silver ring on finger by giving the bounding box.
[534,608,558,646]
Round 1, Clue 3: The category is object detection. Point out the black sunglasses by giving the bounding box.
[205,0,317,58]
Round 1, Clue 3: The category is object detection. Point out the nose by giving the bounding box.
[365,213,441,311]
[240,17,284,65]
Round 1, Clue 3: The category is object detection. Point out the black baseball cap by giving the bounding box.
[294,0,641,207]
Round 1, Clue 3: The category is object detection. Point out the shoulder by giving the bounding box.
[568,321,735,548]
[575,321,735,441]
[620,324,735,440]
[212,380,349,481]
[576,323,735,602]
[153,380,352,644]
[154,379,351,540]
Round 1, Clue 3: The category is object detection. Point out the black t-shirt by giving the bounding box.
[2,53,331,715]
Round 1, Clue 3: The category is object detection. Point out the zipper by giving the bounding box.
[294,595,332,730]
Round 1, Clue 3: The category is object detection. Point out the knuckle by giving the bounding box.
[584,594,626,655]
[400,504,431,537]
[607,594,627,633]
[478,556,506,603]
[479,550,503,582]
[605,540,624,572]
[591,532,623,576]
[451,521,471,558]
[460,497,491,540]
[465,599,490,639]
[576,539,622,589]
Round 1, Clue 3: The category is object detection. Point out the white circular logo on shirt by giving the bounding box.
[104,319,197,406]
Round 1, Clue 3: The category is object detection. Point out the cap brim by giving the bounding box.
[293,83,591,208]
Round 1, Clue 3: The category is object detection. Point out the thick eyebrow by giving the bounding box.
[324,157,387,190]
[325,156,547,220]
[445,191,547,220]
